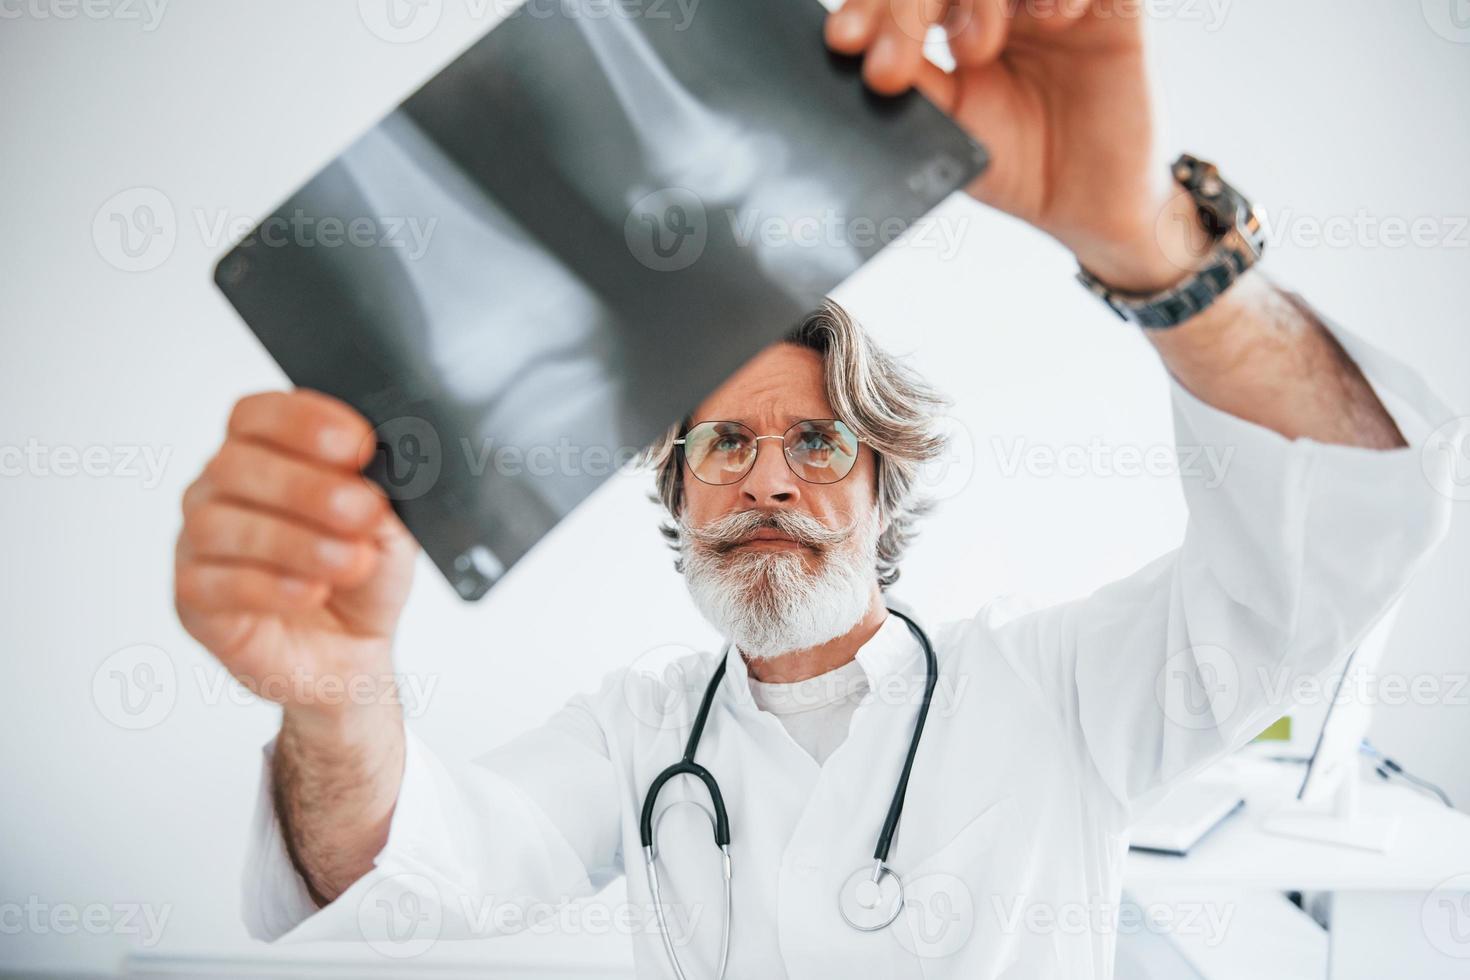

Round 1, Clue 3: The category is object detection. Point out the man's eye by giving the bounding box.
[797,433,834,452]
[714,437,747,453]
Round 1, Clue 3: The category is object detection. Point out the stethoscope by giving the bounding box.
[639,607,939,980]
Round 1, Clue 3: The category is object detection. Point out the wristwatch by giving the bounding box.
[1077,154,1266,329]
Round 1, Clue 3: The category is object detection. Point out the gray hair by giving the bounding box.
[642,300,951,589]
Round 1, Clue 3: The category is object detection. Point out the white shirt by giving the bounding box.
[242,324,1458,979]
[748,656,870,765]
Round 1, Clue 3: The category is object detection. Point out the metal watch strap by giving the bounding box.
[1077,154,1266,329]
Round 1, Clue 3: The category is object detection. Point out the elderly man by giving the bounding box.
[175,2,1454,977]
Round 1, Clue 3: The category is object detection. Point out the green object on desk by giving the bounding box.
[1254,716,1292,742]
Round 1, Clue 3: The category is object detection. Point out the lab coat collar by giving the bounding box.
[718,609,922,712]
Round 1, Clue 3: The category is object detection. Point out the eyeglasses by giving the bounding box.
[674,419,861,486]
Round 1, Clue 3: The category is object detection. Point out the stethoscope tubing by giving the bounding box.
[640,608,939,977]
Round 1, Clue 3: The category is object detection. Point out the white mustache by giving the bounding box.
[681,509,858,554]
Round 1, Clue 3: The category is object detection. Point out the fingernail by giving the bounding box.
[279,576,310,596]
[831,10,862,44]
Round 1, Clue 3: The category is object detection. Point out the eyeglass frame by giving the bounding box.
[672,418,863,486]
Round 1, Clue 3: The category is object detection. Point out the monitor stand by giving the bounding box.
[1261,772,1398,852]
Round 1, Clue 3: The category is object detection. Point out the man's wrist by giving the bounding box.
[282,693,404,749]
[1068,189,1213,295]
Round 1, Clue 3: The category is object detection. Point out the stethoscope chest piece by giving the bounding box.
[838,860,905,931]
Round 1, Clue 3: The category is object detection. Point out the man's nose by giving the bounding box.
[739,436,801,506]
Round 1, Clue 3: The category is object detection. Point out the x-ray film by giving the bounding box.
[213,0,988,600]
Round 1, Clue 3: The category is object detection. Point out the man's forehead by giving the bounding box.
[692,342,832,422]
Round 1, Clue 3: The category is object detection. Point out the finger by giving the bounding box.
[175,558,330,615]
[950,0,1013,65]
[1028,0,1091,31]
[864,0,951,96]
[227,389,378,471]
[190,439,389,537]
[184,500,379,586]
[913,60,959,113]
[825,0,886,55]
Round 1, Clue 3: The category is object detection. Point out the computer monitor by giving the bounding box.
[1260,599,1404,851]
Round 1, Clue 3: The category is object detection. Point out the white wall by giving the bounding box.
[2,0,1467,974]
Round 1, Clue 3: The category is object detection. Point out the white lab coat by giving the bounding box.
[242,324,1458,979]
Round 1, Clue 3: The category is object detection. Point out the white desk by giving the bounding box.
[1124,757,1470,980]
[123,931,636,979]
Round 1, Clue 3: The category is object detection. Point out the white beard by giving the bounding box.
[680,511,878,661]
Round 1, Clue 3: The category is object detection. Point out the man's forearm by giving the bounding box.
[1144,270,1407,450]
[272,701,406,907]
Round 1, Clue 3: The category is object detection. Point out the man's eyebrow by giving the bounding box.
[689,412,832,428]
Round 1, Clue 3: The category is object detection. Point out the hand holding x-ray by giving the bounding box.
[829,0,1206,293]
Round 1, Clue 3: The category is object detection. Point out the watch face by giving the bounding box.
[1237,207,1268,259]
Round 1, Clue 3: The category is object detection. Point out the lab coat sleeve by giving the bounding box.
[241,674,624,943]
[981,316,1459,814]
